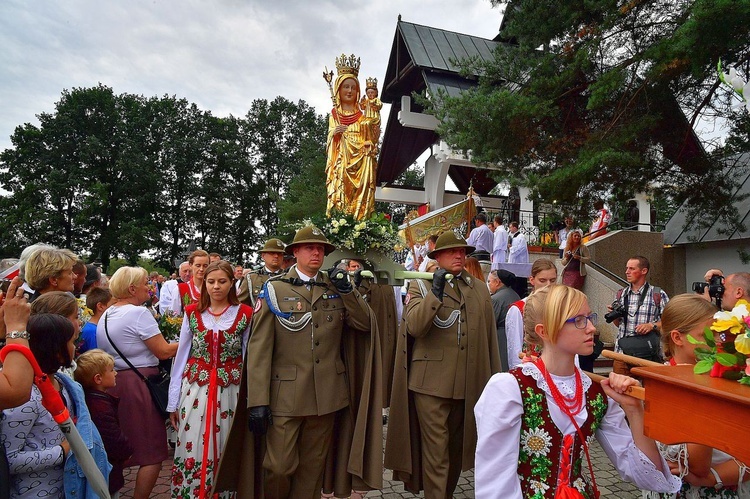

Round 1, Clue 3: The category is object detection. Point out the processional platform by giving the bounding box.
[631,365,750,464]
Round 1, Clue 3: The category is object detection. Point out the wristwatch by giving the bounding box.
[6,330,30,340]
[709,467,723,490]
[651,322,658,331]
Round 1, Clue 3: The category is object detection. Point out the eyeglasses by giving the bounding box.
[564,313,598,329]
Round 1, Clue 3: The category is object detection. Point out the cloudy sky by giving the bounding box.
[0,0,505,153]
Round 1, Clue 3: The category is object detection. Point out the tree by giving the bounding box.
[0,85,162,269]
[277,145,327,233]
[0,88,328,268]
[243,97,327,234]
[431,0,750,228]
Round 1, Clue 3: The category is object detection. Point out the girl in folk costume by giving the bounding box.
[167,261,253,498]
[506,258,557,370]
[168,249,210,315]
[647,294,749,498]
[475,285,681,498]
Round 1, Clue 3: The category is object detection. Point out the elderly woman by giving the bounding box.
[96,266,178,499]
[561,229,590,290]
[326,61,380,220]
[23,247,78,299]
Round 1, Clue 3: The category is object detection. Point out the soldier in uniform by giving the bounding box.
[215,226,382,499]
[385,230,501,498]
[237,238,286,308]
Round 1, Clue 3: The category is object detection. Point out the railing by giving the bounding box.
[587,260,628,287]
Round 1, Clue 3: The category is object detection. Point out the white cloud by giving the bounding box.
[0,0,503,151]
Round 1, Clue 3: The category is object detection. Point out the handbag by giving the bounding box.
[104,314,171,419]
[617,331,661,362]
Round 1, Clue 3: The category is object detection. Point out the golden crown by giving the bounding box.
[335,53,361,77]
[365,77,378,90]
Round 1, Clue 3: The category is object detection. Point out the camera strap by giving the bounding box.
[621,283,649,329]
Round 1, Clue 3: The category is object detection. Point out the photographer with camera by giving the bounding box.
[607,256,669,375]
[699,269,750,311]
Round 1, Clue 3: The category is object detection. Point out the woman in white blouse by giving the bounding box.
[474,284,681,498]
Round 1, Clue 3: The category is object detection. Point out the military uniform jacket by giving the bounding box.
[384,272,501,493]
[237,268,278,307]
[245,266,372,416]
[215,267,383,497]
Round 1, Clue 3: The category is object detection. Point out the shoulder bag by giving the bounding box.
[617,331,661,362]
[104,314,171,419]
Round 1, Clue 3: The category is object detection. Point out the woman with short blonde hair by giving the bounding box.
[108,266,148,299]
[24,247,77,294]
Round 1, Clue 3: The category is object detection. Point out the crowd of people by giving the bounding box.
[0,226,747,498]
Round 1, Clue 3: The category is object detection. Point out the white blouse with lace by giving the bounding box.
[474,363,682,498]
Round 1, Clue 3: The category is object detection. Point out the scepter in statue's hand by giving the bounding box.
[323,66,340,125]
[323,66,335,105]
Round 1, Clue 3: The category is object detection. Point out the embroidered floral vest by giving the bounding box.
[183,304,251,387]
[512,367,608,499]
[177,281,199,311]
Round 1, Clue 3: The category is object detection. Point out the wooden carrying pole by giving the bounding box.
[601,350,663,368]
[585,372,645,400]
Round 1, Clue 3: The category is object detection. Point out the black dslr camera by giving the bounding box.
[692,275,724,309]
[604,301,627,323]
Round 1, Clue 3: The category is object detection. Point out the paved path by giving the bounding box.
[120,425,640,498]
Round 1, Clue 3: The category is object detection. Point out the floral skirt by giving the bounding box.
[171,376,239,498]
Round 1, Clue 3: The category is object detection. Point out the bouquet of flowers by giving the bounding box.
[158,311,183,343]
[689,299,750,385]
[295,211,403,256]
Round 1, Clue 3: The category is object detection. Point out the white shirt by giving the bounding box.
[558,227,571,251]
[467,224,494,254]
[505,299,526,370]
[158,279,178,315]
[404,244,425,271]
[492,225,509,267]
[474,364,682,498]
[97,304,162,370]
[167,305,250,411]
[508,232,529,263]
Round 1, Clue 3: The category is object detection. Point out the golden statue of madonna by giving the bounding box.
[323,54,382,220]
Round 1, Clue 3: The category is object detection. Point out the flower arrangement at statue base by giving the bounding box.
[296,210,403,257]
[689,299,750,385]
[158,310,183,343]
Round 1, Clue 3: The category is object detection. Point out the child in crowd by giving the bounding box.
[75,349,133,498]
[79,287,114,354]
[474,284,681,498]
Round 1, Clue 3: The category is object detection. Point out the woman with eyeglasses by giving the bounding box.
[474,284,681,498]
